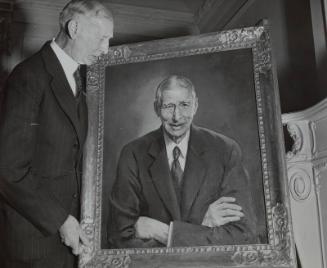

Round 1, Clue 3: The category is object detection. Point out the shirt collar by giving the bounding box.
[163,129,190,159]
[50,38,79,75]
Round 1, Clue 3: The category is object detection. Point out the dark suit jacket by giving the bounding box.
[0,42,88,261]
[110,125,257,248]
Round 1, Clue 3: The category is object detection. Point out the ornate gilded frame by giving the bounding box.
[79,24,296,268]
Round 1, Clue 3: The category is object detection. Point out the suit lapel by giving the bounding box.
[148,129,181,220]
[181,126,207,220]
[41,42,83,146]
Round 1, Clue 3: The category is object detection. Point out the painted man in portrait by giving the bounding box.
[109,75,257,248]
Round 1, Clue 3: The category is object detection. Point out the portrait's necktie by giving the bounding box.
[171,146,183,203]
[73,66,83,98]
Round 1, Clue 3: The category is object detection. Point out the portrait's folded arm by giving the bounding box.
[0,67,69,236]
[109,127,257,248]
[158,141,257,247]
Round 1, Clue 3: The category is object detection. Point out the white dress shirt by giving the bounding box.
[164,130,190,171]
[164,130,190,247]
[50,39,79,96]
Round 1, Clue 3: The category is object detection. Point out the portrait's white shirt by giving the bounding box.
[164,130,190,171]
[50,39,79,96]
[164,129,190,247]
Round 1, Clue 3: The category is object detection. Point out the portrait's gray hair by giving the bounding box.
[154,75,197,108]
[59,0,113,30]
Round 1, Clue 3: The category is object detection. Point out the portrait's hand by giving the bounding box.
[59,215,90,255]
[202,197,244,228]
[134,216,169,245]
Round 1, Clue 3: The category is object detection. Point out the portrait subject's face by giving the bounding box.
[75,15,114,65]
[158,86,198,142]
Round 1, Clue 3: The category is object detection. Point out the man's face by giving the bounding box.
[75,15,113,65]
[157,84,198,142]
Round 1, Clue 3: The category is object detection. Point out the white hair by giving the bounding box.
[59,0,113,31]
[154,75,197,108]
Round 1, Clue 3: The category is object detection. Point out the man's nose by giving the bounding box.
[172,106,182,121]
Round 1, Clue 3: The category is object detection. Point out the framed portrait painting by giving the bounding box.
[79,22,296,268]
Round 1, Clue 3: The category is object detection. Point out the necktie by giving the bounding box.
[73,66,84,121]
[73,66,83,97]
[171,146,183,203]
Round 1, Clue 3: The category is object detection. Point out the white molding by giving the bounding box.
[283,99,327,268]
[282,98,327,123]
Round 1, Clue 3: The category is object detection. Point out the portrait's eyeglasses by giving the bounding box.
[160,102,192,114]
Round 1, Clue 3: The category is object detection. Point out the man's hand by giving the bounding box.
[134,216,169,245]
[59,215,90,255]
[202,197,244,227]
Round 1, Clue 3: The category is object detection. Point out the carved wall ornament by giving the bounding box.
[309,121,317,157]
[282,98,327,162]
[288,168,312,201]
[314,159,327,173]
[312,160,327,195]
[285,123,304,160]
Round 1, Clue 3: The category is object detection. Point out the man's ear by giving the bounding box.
[193,97,199,115]
[154,101,160,117]
[67,19,78,39]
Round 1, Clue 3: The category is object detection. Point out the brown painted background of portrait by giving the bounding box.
[101,49,267,248]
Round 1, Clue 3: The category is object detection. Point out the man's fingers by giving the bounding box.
[218,202,242,211]
[222,209,244,217]
[202,218,214,228]
[133,216,169,244]
[79,229,90,246]
[71,241,79,256]
[61,235,73,247]
[152,220,169,245]
[75,243,86,255]
[215,196,236,204]
[68,231,80,255]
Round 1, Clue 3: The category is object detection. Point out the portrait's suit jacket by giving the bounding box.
[110,125,257,248]
[0,42,88,262]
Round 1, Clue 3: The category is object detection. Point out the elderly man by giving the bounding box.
[0,0,113,267]
[110,75,256,248]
